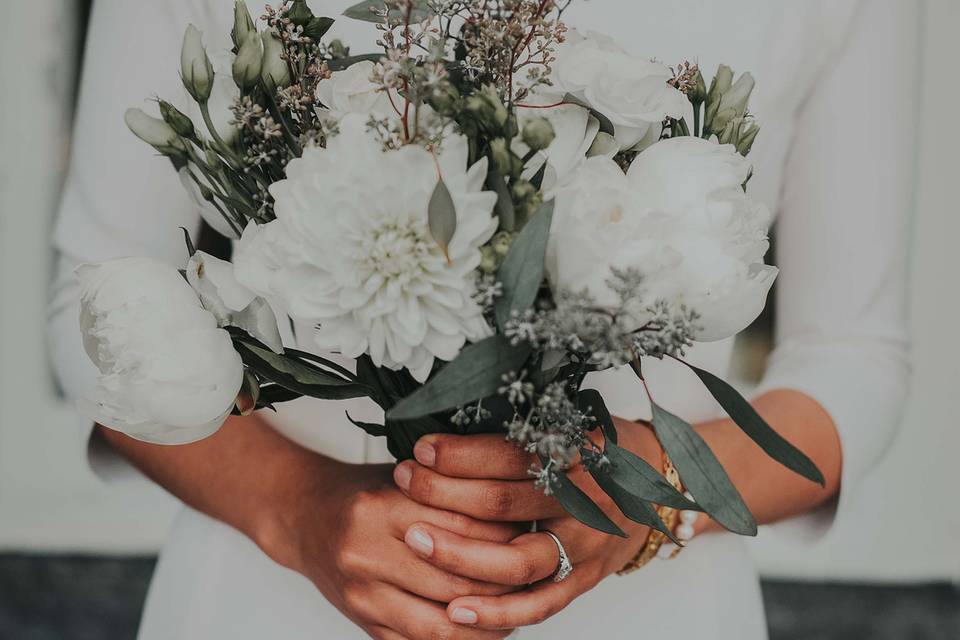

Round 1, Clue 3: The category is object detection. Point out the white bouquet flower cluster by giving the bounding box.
[80,0,822,537]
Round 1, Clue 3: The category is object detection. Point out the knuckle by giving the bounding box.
[427,624,454,640]
[481,485,514,518]
[507,553,539,585]
[410,469,435,503]
[333,546,364,575]
[529,601,555,625]
[340,582,366,614]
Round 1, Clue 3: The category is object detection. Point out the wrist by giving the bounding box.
[249,448,345,573]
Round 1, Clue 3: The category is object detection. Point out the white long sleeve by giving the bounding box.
[755,0,918,541]
[47,0,204,479]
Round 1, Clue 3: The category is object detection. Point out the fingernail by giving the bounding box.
[414,440,436,467]
[450,608,478,625]
[405,526,434,556]
[393,463,412,491]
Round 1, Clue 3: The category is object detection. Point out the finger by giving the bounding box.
[368,538,516,601]
[356,583,514,640]
[414,433,534,479]
[395,461,565,521]
[367,626,409,640]
[394,498,525,543]
[405,524,561,587]
[446,574,590,630]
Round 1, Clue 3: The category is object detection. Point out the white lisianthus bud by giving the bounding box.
[185,251,283,354]
[521,116,556,152]
[77,258,244,444]
[232,34,263,93]
[124,108,187,157]
[261,31,291,90]
[181,24,215,103]
[712,72,755,132]
[231,0,257,48]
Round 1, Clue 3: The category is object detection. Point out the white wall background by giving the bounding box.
[1,0,957,582]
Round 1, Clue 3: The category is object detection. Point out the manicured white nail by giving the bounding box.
[405,527,434,556]
[450,608,478,624]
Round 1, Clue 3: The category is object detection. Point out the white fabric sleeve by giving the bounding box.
[47,0,204,481]
[754,0,918,542]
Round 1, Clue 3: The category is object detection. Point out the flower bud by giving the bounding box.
[181,24,216,103]
[235,369,260,416]
[711,107,739,136]
[205,147,223,172]
[232,34,263,93]
[124,108,187,157]
[706,64,733,106]
[466,85,508,131]
[491,231,513,258]
[717,116,743,145]
[261,31,292,90]
[736,122,760,156]
[479,245,499,273]
[231,0,256,48]
[521,116,556,152]
[327,39,350,59]
[689,68,707,105]
[158,100,196,139]
[489,138,513,176]
[717,72,755,119]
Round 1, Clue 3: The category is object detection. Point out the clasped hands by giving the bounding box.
[291,420,660,640]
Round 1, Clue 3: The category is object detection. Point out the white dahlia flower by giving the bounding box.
[77,257,244,444]
[547,136,777,342]
[233,114,498,381]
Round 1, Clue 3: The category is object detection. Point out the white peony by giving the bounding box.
[549,30,688,150]
[316,60,395,120]
[547,136,777,342]
[233,114,499,381]
[77,257,244,444]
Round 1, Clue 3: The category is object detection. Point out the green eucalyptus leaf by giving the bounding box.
[588,463,676,541]
[235,341,370,400]
[546,465,626,537]
[346,411,386,437]
[257,383,302,408]
[494,200,554,329]
[686,363,825,486]
[303,16,336,40]
[387,336,531,419]
[561,93,615,136]
[486,168,515,232]
[603,441,700,511]
[428,178,457,260]
[650,402,756,535]
[343,0,435,24]
[325,53,383,71]
[576,388,616,444]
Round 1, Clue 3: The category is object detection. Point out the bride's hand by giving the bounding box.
[260,460,521,640]
[392,424,659,630]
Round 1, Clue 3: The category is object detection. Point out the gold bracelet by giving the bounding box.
[616,450,683,576]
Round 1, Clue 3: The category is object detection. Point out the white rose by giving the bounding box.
[316,61,395,120]
[547,137,777,341]
[233,114,498,382]
[549,30,688,150]
[77,257,244,444]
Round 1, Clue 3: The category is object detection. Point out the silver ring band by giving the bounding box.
[542,530,573,583]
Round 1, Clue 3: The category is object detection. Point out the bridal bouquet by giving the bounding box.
[79,0,823,538]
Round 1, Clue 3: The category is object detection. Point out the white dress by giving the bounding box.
[47,1,917,638]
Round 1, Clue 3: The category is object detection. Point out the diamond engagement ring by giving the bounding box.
[542,530,573,583]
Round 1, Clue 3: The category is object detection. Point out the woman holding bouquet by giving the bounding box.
[48,0,916,638]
